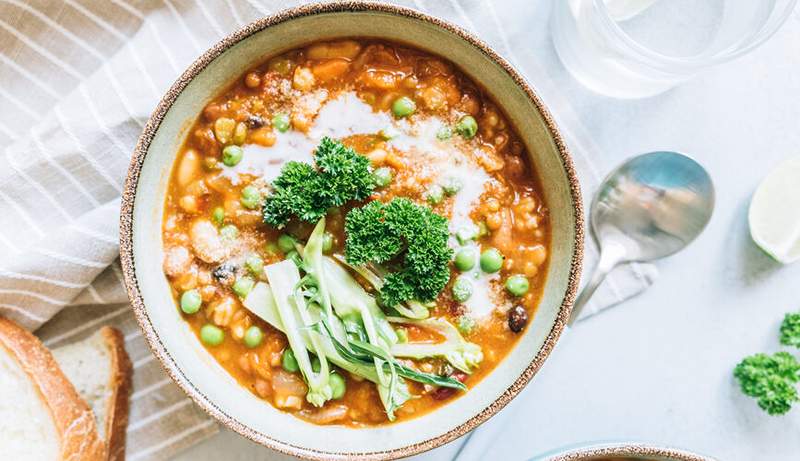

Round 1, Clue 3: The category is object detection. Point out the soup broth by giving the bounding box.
[162,39,550,426]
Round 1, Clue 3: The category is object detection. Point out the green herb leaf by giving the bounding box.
[780,312,800,348]
[734,351,800,415]
[263,138,374,228]
[344,198,453,306]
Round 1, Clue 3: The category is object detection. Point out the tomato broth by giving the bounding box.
[162,39,550,426]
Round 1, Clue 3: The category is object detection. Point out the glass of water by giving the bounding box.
[551,0,798,98]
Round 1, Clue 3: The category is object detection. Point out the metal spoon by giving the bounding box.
[569,151,715,324]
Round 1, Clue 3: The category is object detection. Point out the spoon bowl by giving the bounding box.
[570,151,714,324]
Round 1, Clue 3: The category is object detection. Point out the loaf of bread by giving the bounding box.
[0,318,132,461]
[53,327,133,461]
[0,317,106,460]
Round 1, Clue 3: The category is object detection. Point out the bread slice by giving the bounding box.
[52,327,133,461]
[0,317,105,461]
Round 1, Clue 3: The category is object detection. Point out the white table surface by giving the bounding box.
[175,2,800,460]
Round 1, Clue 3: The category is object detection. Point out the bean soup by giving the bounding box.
[162,39,550,426]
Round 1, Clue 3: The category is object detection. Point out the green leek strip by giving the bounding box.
[304,218,335,319]
[386,316,484,374]
[332,255,429,320]
[320,256,396,389]
[317,319,466,390]
[359,303,391,388]
[322,257,398,344]
[244,283,398,389]
[395,300,431,320]
[243,283,283,330]
[294,286,332,379]
[349,340,467,390]
[264,260,331,406]
[333,254,383,287]
[244,282,409,420]
[314,315,399,419]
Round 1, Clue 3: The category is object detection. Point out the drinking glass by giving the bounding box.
[551,0,798,98]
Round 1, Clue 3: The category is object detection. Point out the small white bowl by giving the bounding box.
[120,2,583,459]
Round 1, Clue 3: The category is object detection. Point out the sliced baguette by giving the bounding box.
[53,327,133,461]
[0,317,105,461]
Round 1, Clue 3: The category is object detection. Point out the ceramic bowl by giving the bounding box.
[531,442,717,461]
[120,2,583,459]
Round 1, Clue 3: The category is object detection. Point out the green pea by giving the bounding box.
[455,115,478,139]
[243,325,264,348]
[391,96,416,118]
[395,327,408,343]
[452,276,473,303]
[245,254,264,276]
[222,145,244,166]
[179,289,202,314]
[480,247,504,273]
[505,275,530,297]
[436,126,452,141]
[456,224,478,245]
[272,113,290,132]
[426,184,444,205]
[311,355,321,373]
[454,248,477,272]
[277,234,296,253]
[329,372,346,399]
[200,324,224,346]
[220,224,238,241]
[211,206,225,226]
[441,177,463,196]
[322,232,334,254]
[281,348,299,373]
[457,315,476,335]
[240,185,261,209]
[232,276,255,298]
[372,167,393,188]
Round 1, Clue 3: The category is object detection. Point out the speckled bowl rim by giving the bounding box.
[543,442,717,461]
[119,2,584,460]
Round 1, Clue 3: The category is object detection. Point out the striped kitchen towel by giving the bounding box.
[0,0,655,459]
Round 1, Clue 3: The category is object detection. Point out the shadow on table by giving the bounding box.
[725,200,782,287]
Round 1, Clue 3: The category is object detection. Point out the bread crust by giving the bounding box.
[0,317,106,461]
[98,326,133,461]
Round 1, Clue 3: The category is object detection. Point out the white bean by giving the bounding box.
[190,219,226,263]
[162,246,192,277]
[177,149,201,188]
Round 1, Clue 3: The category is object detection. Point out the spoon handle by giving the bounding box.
[568,243,626,325]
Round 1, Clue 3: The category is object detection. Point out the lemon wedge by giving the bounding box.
[748,156,800,263]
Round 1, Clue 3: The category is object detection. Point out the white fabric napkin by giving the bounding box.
[0,0,655,459]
